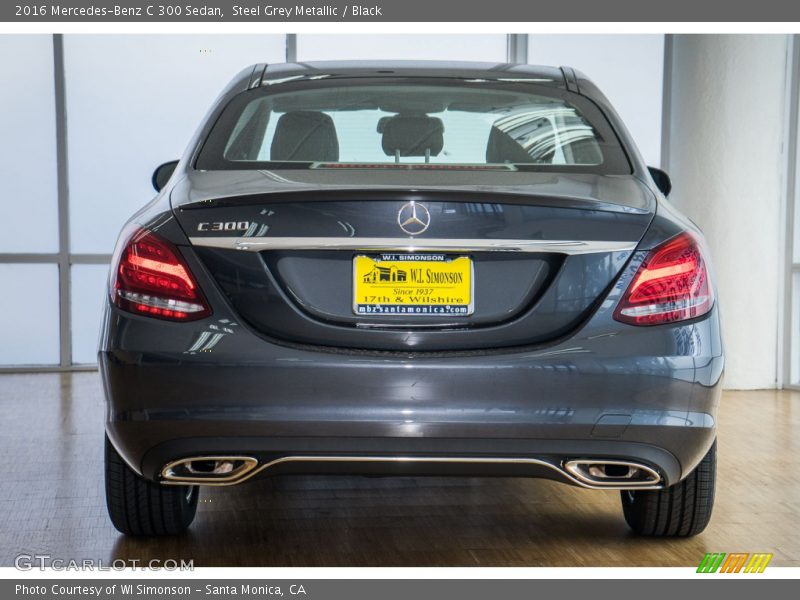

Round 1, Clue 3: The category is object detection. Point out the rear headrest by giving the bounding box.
[381,115,444,157]
[270,111,339,162]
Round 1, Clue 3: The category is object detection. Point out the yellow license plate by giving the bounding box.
[353,253,473,316]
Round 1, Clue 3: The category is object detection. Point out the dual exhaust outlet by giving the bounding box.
[161,455,663,489]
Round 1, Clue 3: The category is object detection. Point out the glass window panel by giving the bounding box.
[64,35,286,254]
[528,34,664,166]
[297,34,507,62]
[210,85,613,168]
[792,273,799,385]
[0,265,60,365]
[71,264,109,364]
[792,177,800,265]
[794,195,799,263]
[0,35,58,253]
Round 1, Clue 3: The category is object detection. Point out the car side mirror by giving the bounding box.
[152,160,179,192]
[648,166,672,197]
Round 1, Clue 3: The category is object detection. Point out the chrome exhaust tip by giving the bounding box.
[159,455,663,489]
[563,459,662,488]
[161,456,259,485]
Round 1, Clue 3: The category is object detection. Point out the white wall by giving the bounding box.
[63,35,286,255]
[528,34,664,166]
[0,36,59,254]
[668,35,789,389]
[0,265,60,365]
[0,36,61,365]
[297,34,507,62]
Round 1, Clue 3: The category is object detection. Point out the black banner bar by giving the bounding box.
[3,579,798,600]
[3,0,800,22]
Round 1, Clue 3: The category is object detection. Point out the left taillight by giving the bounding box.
[110,227,211,321]
[614,231,714,326]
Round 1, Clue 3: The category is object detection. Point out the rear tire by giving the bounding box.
[105,436,198,536]
[621,440,716,537]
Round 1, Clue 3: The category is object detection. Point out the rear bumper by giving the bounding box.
[101,300,723,488]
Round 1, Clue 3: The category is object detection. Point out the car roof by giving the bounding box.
[257,61,569,88]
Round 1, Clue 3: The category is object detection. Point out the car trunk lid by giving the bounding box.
[172,170,654,352]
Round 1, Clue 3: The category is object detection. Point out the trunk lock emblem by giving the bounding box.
[397,201,431,235]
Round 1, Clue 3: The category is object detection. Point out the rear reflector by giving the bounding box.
[614,231,714,326]
[111,227,210,321]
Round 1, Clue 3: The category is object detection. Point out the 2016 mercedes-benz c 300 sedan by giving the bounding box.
[101,61,722,537]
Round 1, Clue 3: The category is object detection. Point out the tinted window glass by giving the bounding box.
[198,80,630,173]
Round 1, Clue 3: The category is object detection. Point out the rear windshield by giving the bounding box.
[196,80,630,173]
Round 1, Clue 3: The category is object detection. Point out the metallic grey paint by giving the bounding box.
[101,61,723,489]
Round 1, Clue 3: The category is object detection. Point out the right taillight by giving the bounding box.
[110,226,211,322]
[614,231,714,326]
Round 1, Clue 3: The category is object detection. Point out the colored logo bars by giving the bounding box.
[697,553,773,573]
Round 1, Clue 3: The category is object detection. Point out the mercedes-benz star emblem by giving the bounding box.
[397,201,431,236]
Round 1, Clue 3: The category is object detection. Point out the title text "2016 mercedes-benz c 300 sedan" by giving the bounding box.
[101,61,722,537]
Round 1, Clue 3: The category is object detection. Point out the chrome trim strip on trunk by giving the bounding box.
[160,455,664,490]
[188,236,637,255]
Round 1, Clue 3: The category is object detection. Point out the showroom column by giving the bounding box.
[665,34,790,389]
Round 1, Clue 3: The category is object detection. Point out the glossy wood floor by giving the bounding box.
[0,372,798,567]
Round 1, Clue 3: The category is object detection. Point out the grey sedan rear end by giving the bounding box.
[100,61,722,537]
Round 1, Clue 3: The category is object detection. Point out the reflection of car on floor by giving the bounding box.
[101,61,723,538]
